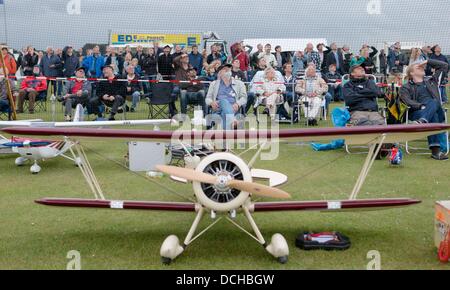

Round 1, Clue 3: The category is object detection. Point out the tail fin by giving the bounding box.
[73,104,84,122]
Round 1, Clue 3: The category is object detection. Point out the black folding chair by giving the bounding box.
[147,82,175,119]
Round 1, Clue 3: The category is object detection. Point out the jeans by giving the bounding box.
[328,85,343,101]
[440,86,448,103]
[409,98,446,148]
[212,99,238,130]
[130,91,141,109]
[245,92,256,114]
[180,90,206,114]
[0,99,9,113]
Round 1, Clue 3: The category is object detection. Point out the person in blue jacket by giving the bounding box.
[82,45,105,78]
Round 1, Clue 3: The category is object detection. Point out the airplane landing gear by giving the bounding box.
[265,234,289,264]
[15,157,28,166]
[160,235,184,265]
[30,161,41,174]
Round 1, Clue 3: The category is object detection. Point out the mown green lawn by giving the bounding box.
[0,129,449,270]
[0,100,449,270]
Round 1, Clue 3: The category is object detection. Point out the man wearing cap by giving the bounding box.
[342,64,384,126]
[95,65,127,121]
[206,64,247,130]
[400,60,449,160]
[60,67,92,121]
[158,45,174,77]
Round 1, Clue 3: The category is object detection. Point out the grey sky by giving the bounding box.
[1,0,450,51]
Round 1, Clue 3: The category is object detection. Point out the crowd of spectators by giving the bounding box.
[0,40,449,159]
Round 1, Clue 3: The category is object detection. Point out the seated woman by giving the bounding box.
[295,65,328,126]
[254,67,286,120]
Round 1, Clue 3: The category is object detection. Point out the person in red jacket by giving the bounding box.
[233,43,250,80]
[17,66,47,114]
[1,47,17,76]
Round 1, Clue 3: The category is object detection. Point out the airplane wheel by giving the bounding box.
[30,163,41,174]
[277,256,288,264]
[161,257,172,265]
[15,157,28,166]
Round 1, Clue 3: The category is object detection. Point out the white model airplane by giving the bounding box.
[0,106,172,174]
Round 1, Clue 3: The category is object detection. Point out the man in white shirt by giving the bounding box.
[258,44,277,69]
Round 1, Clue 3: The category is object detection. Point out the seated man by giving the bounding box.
[17,66,47,114]
[95,65,126,120]
[180,68,206,114]
[342,64,384,126]
[254,67,286,120]
[323,64,343,101]
[60,67,92,121]
[295,65,329,126]
[206,64,247,130]
[400,59,449,160]
[124,65,142,112]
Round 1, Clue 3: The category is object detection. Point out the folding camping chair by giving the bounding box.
[147,82,175,119]
[23,91,48,113]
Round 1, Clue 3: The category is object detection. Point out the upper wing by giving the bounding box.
[0,119,172,129]
[2,124,449,145]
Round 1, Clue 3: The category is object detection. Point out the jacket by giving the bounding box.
[63,54,80,77]
[21,53,39,75]
[105,55,125,76]
[141,54,158,76]
[63,79,92,98]
[20,76,47,92]
[96,77,127,98]
[325,50,345,74]
[342,78,382,112]
[40,54,63,77]
[124,74,143,94]
[295,77,328,97]
[400,59,449,110]
[188,52,203,73]
[206,78,247,108]
[82,54,105,78]
[2,54,17,75]
[157,53,174,76]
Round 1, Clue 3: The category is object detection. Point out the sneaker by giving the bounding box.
[64,115,71,122]
[431,152,449,161]
[108,116,116,121]
[130,107,135,113]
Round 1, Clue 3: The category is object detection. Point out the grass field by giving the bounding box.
[1,102,450,270]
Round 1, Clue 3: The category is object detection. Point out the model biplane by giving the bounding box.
[2,123,449,264]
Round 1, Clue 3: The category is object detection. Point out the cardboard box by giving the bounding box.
[435,201,450,249]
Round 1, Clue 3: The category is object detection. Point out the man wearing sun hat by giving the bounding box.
[206,63,247,130]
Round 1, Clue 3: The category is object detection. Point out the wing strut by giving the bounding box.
[349,134,386,200]
[68,138,105,200]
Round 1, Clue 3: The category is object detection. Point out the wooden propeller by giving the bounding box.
[156,165,291,199]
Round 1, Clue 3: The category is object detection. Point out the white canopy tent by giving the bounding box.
[242,38,328,54]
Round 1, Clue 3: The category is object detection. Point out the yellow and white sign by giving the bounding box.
[111,33,201,47]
